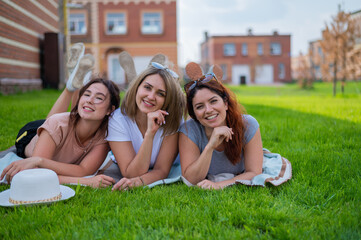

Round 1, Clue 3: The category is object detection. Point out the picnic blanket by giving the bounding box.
[0,151,182,188]
[0,149,291,188]
[0,152,22,184]
[181,149,292,187]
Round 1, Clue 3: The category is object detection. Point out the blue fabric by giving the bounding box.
[0,152,23,184]
[147,163,182,188]
[248,152,283,186]
[181,149,291,187]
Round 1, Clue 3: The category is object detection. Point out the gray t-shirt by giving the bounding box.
[179,115,259,175]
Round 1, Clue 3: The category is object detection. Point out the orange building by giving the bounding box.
[200,31,291,85]
[68,0,178,86]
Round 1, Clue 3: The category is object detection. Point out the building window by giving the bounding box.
[241,43,248,56]
[220,64,227,80]
[142,12,162,34]
[278,63,285,79]
[257,43,263,55]
[270,42,281,55]
[318,46,323,56]
[69,13,86,35]
[223,43,236,56]
[106,12,126,35]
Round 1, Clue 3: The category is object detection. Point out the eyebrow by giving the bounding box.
[194,96,218,107]
[144,82,166,94]
[84,89,107,97]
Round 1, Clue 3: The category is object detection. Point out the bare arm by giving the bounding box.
[109,110,168,178]
[179,126,234,185]
[112,133,178,191]
[197,129,263,189]
[59,175,115,188]
[1,130,109,181]
[109,133,154,178]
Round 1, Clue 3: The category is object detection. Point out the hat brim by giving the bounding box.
[0,185,75,207]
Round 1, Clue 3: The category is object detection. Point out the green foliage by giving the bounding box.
[0,82,360,239]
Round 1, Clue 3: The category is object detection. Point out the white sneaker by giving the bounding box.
[118,51,136,83]
[66,54,94,91]
[67,43,85,74]
[82,70,92,86]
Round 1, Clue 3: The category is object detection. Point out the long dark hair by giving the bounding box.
[186,80,245,164]
[69,78,120,137]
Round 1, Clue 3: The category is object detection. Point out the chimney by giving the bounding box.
[247,28,253,35]
[204,31,209,41]
[273,30,278,35]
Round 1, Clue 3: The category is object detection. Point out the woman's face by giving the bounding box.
[192,88,228,130]
[78,83,111,121]
[136,73,166,114]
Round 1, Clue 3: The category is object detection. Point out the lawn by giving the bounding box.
[0,82,360,239]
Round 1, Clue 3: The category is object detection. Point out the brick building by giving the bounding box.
[200,31,291,85]
[308,40,323,80]
[68,0,178,86]
[0,0,60,94]
[296,9,361,83]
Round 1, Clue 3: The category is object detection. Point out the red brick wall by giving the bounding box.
[97,1,177,43]
[68,4,93,44]
[70,0,178,76]
[202,34,292,83]
[0,0,59,82]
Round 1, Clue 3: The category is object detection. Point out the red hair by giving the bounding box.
[186,80,246,164]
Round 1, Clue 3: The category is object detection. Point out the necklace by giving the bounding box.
[75,130,95,153]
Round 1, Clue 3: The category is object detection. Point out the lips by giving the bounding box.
[83,106,95,112]
[205,114,218,120]
[143,99,155,108]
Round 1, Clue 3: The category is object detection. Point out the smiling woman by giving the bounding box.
[179,62,264,189]
[1,78,120,188]
[102,52,186,191]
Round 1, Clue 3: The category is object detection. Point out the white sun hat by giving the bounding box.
[0,168,75,207]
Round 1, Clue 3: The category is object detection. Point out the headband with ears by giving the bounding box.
[185,62,223,81]
[118,51,170,83]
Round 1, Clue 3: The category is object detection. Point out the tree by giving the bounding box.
[294,52,312,89]
[320,5,357,96]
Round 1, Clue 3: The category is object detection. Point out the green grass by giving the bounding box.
[1,82,361,239]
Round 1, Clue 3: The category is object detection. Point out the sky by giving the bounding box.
[177,0,361,67]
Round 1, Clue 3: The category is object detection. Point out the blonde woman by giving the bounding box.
[104,53,185,190]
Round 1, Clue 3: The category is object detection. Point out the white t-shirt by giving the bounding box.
[106,108,164,168]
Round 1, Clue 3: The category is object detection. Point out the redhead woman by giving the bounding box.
[105,52,185,191]
[1,43,120,188]
[179,63,263,190]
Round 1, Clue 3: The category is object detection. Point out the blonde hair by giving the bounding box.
[121,65,186,136]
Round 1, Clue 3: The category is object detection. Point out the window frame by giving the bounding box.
[270,42,282,55]
[257,43,263,56]
[141,11,163,35]
[69,10,87,35]
[278,63,285,79]
[105,11,127,35]
[241,43,248,56]
[223,43,236,56]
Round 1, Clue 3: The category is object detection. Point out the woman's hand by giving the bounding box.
[83,175,115,188]
[146,110,169,135]
[197,179,230,190]
[1,157,42,183]
[111,177,143,191]
[207,126,234,150]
